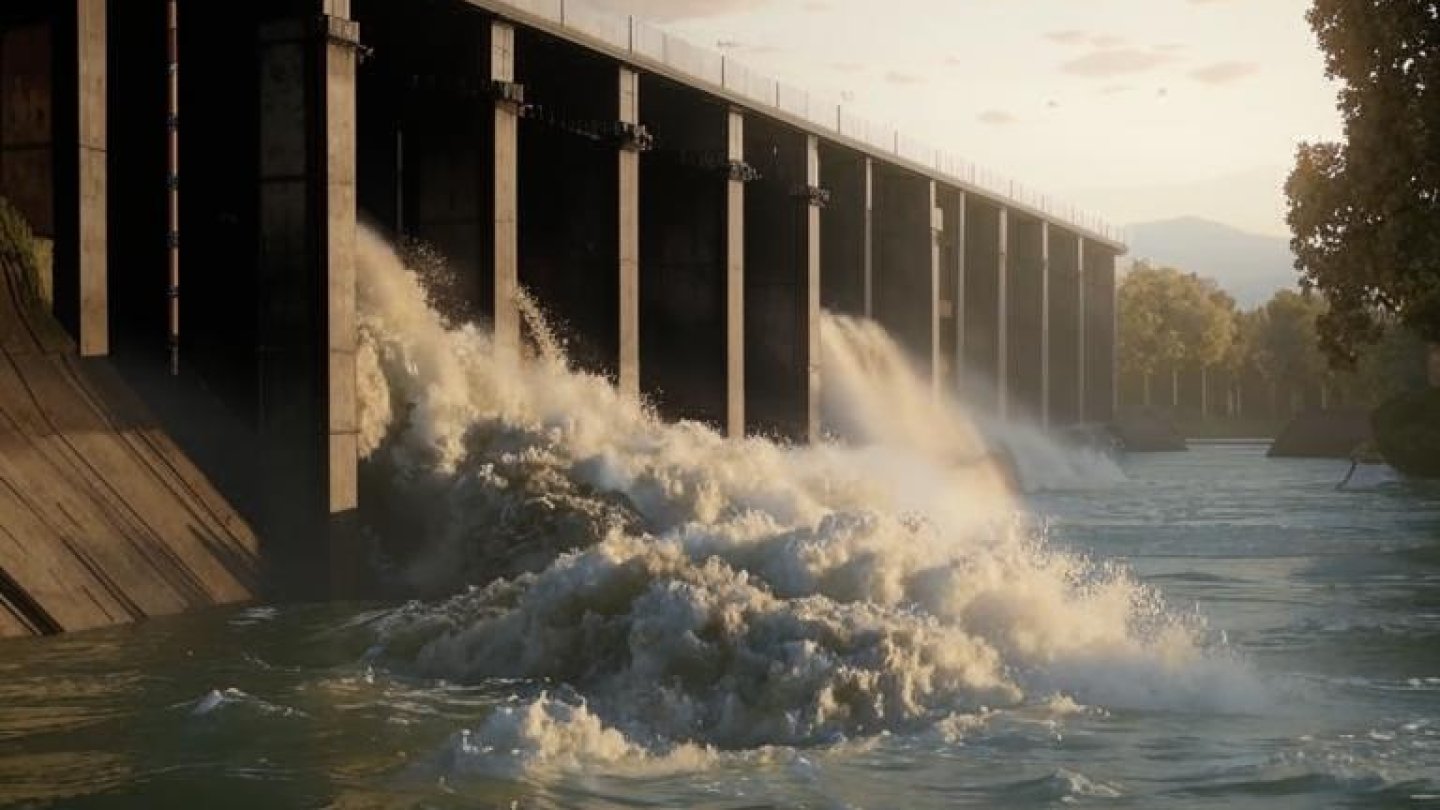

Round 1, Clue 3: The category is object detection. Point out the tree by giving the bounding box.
[1118,263,1235,410]
[1119,263,1184,406]
[1286,0,1440,372]
[1254,290,1328,415]
[1343,319,1430,406]
[1223,309,1266,418]
[1182,280,1236,418]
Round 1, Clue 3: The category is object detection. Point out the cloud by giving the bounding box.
[978,109,1018,125]
[1047,30,1129,49]
[1189,61,1260,84]
[1046,29,1089,45]
[1060,48,1175,78]
[585,0,768,21]
[884,70,925,85]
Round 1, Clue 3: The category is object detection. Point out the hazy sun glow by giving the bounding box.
[594,0,1341,237]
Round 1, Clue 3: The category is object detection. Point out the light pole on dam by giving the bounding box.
[0,0,1124,580]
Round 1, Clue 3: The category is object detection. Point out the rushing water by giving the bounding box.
[2,235,1439,808]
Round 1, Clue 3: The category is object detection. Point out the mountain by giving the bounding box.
[1123,217,1298,308]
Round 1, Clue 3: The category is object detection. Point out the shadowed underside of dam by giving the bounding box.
[0,0,1122,636]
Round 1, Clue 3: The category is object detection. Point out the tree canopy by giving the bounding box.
[1118,263,1235,381]
[1286,0,1440,365]
[1254,290,1329,391]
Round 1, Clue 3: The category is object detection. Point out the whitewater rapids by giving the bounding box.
[352,227,1259,768]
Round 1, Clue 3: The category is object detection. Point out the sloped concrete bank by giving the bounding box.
[0,206,260,638]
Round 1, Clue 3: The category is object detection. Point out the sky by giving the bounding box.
[590,0,1343,238]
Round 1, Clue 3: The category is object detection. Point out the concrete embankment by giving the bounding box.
[0,221,260,638]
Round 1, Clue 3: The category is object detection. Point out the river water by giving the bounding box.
[3,235,1439,808]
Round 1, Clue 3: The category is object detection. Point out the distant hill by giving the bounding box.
[1123,217,1298,308]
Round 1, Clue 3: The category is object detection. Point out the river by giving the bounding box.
[2,234,1438,808]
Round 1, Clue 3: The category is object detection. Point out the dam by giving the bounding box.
[0,0,1123,634]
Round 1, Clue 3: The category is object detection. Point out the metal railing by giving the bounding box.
[483,0,1124,246]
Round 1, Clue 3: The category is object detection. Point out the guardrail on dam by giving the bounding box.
[0,0,1123,588]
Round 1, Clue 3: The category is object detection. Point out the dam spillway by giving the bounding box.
[0,0,1123,622]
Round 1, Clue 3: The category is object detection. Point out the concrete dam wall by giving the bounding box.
[0,204,259,638]
[0,0,1123,635]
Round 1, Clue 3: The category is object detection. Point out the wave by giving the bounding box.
[353,227,1262,761]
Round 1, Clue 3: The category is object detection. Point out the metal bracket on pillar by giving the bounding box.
[490,79,527,108]
[726,160,760,184]
[315,15,362,50]
[613,121,654,152]
[791,184,832,208]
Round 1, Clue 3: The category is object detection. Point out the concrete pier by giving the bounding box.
[492,21,519,355]
[62,0,107,358]
[618,66,641,399]
[256,0,360,578]
[726,109,746,438]
[937,188,965,392]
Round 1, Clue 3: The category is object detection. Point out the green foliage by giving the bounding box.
[1120,259,1428,413]
[1254,290,1328,389]
[1286,0,1440,365]
[1348,320,1430,403]
[1373,388,1440,478]
[1118,262,1236,379]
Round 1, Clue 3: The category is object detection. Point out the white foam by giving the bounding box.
[354,227,1263,762]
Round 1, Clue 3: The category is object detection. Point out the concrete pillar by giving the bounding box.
[943,189,967,394]
[1040,222,1051,429]
[805,134,821,442]
[1077,237,1088,423]
[257,2,359,570]
[51,0,107,356]
[617,66,640,399]
[864,158,874,318]
[491,20,519,357]
[929,181,943,396]
[322,6,359,521]
[997,207,1009,420]
[1110,251,1120,421]
[726,108,745,438]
